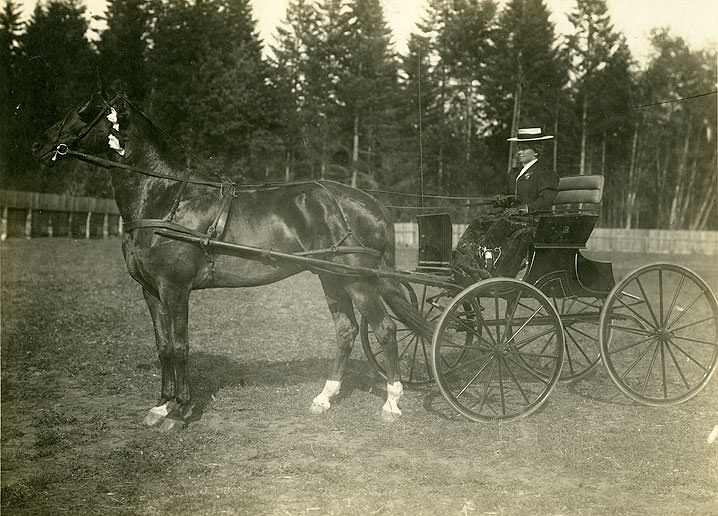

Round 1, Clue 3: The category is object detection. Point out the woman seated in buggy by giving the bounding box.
[452,127,559,283]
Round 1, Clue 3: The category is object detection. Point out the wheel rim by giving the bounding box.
[553,297,603,382]
[600,264,718,405]
[432,279,564,422]
[361,283,459,387]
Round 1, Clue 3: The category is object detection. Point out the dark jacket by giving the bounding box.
[506,159,559,213]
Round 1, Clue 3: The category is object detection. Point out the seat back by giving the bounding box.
[534,175,605,249]
[416,213,453,272]
[552,174,604,214]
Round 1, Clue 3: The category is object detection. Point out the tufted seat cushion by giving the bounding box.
[552,175,604,212]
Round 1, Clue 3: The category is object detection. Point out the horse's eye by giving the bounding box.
[77,95,105,123]
[78,104,100,123]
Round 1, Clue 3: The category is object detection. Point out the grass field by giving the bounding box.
[2,239,717,515]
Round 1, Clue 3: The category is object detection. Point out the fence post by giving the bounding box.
[25,208,32,239]
[67,212,73,237]
[85,211,92,239]
[48,213,53,237]
[1,206,7,241]
[118,216,123,236]
[102,213,109,238]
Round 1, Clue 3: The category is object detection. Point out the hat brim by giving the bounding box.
[506,135,554,142]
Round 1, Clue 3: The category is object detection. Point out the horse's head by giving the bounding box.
[33,91,127,166]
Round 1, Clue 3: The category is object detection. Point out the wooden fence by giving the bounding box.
[394,223,718,256]
[2,190,717,255]
[0,190,122,240]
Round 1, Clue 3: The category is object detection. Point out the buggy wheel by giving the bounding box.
[360,283,460,387]
[553,297,603,382]
[600,264,718,405]
[432,278,564,422]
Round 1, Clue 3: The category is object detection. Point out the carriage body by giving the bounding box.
[362,174,718,422]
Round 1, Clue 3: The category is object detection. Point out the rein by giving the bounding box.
[61,147,231,190]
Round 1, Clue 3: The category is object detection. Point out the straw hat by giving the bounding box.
[507,127,554,142]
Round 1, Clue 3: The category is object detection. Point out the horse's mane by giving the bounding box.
[120,94,229,183]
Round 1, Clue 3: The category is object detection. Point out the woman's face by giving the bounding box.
[516,144,538,165]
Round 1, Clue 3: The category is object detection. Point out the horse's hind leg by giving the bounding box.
[344,279,403,421]
[311,275,359,414]
[141,287,193,430]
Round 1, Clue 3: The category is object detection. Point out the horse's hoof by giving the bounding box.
[309,402,330,414]
[158,417,185,432]
[144,401,176,427]
[380,408,402,423]
[143,411,166,427]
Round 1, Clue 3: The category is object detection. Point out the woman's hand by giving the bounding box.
[501,204,529,217]
[493,194,519,208]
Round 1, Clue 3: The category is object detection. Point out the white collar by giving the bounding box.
[517,159,538,180]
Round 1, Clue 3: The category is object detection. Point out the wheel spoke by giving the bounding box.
[608,323,654,336]
[619,339,656,380]
[669,315,716,334]
[636,277,660,327]
[615,293,655,330]
[664,339,692,389]
[658,269,664,325]
[565,327,594,363]
[607,333,657,354]
[664,273,686,327]
[501,355,532,405]
[456,355,495,399]
[504,305,544,347]
[442,353,493,377]
[640,339,662,396]
[505,354,552,385]
[668,340,712,373]
[669,334,717,347]
[666,289,710,329]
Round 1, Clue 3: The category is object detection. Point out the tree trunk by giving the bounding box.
[668,126,692,227]
[625,127,639,228]
[351,114,359,188]
[285,150,291,182]
[579,95,588,175]
[507,81,522,173]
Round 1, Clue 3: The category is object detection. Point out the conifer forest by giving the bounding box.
[1,0,716,228]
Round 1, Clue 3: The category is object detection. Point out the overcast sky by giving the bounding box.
[16,0,718,66]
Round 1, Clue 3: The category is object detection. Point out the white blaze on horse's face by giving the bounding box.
[106,108,125,156]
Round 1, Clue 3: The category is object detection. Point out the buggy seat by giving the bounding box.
[533,174,605,249]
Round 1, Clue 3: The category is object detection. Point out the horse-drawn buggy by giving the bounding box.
[33,90,718,428]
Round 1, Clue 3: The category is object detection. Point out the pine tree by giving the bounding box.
[146,0,275,179]
[335,0,400,187]
[482,0,567,172]
[9,0,98,193]
[565,0,622,175]
[1,0,23,181]
[96,0,150,101]
[634,30,717,229]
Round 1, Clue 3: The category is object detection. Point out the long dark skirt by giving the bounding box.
[452,215,535,284]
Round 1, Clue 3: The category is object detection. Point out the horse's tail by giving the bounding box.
[376,240,434,341]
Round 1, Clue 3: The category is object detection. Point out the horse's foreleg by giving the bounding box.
[344,280,403,421]
[142,289,176,427]
[311,276,359,414]
[142,287,193,430]
[158,286,193,432]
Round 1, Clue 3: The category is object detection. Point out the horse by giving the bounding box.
[33,89,430,430]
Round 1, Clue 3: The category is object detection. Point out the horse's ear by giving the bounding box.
[96,69,108,100]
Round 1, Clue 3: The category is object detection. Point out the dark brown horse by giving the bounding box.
[33,90,429,430]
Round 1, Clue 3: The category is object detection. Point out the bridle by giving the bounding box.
[51,92,234,191]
